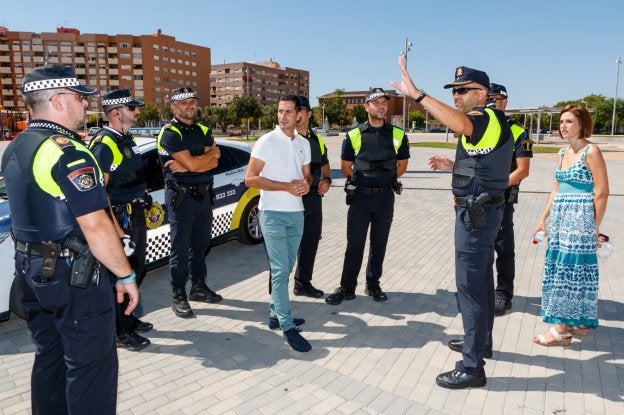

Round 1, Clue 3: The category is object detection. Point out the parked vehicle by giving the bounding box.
[0,137,262,321]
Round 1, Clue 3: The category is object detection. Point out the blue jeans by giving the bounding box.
[260,210,304,331]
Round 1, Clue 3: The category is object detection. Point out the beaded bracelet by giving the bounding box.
[116,271,136,285]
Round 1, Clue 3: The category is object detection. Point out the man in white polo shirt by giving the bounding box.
[244,95,312,352]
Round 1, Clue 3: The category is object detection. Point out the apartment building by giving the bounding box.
[210,60,309,106]
[318,89,418,125]
[0,26,211,113]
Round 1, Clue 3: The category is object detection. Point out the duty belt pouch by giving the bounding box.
[41,241,61,278]
[466,196,487,229]
[344,183,357,205]
[506,185,520,204]
[172,189,187,208]
[65,237,97,289]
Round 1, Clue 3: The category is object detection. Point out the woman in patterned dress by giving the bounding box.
[532,105,609,347]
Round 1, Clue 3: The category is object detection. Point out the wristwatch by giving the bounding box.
[415,90,427,103]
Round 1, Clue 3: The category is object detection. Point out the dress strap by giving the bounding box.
[580,144,592,161]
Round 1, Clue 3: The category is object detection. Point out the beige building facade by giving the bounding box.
[210,60,309,106]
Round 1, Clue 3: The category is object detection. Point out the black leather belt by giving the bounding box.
[16,241,72,258]
[454,194,506,207]
[357,186,393,195]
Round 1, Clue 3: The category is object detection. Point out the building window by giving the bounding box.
[133,53,142,59]
[120,42,130,48]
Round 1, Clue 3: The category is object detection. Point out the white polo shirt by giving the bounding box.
[251,126,311,212]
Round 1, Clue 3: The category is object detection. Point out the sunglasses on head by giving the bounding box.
[451,87,483,95]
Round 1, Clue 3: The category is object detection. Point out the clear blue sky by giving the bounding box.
[3,0,623,109]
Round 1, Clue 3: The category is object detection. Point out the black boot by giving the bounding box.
[172,287,193,318]
[189,280,223,303]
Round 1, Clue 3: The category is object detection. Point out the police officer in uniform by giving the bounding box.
[393,61,512,389]
[325,87,410,305]
[488,84,533,316]
[89,89,153,350]
[1,64,138,413]
[445,83,534,362]
[293,96,330,298]
[157,87,222,318]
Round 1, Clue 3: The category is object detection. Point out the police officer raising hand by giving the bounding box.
[393,57,512,390]
[1,64,137,414]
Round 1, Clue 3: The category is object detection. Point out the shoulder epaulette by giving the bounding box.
[48,134,75,150]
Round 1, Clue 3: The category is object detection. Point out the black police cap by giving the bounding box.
[444,66,490,89]
[21,64,98,95]
[488,83,508,97]
[102,89,144,109]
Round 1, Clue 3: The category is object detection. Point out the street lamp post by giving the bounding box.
[612,56,622,136]
[400,37,412,131]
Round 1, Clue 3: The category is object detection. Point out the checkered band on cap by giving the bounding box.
[22,77,81,93]
[171,91,198,101]
[102,96,133,106]
[366,91,388,102]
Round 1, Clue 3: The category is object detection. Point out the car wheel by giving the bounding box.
[238,197,263,244]
[9,279,26,320]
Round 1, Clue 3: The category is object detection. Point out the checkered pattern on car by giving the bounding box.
[145,203,237,265]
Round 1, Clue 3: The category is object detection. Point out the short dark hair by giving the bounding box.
[279,94,301,111]
[559,105,594,139]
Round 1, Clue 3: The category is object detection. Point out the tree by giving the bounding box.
[351,104,367,124]
[261,103,278,130]
[229,95,262,127]
[201,105,232,132]
[408,110,425,128]
[137,103,162,127]
[324,89,350,128]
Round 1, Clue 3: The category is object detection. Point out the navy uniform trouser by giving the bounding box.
[15,251,118,415]
[166,188,213,290]
[340,191,394,292]
[111,202,148,335]
[494,202,515,299]
[454,203,504,374]
[294,188,322,289]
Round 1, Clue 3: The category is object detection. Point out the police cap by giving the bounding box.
[102,89,144,110]
[297,95,311,111]
[170,87,199,102]
[365,87,390,103]
[444,66,490,89]
[21,64,98,95]
[488,83,508,98]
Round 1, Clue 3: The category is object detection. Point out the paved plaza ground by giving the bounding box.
[0,134,623,414]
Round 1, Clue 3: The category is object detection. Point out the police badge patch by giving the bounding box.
[68,167,98,191]
[522,139,534,152]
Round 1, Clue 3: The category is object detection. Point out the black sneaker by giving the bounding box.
[293,284,324,298]
[494,294,512,316]
[447,338,493,359]
[325,287,356,305]
[283,328,312,352]
[130,316,153,333]
[172,287,193,318]
[365,286,388,302]
[189,281,223,303]
[268,316,305,330]
[117,332,150,351]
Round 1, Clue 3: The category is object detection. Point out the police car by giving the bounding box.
[0,136,262,321]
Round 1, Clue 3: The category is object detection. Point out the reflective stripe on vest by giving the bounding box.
[348,126,404,155]
[460,108,501,156]
[33,138,102,198]
[89,135,124,169]
[157,122,210,152]
[510,123,525,143]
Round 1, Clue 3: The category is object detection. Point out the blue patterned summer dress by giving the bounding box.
[541,145,598,328]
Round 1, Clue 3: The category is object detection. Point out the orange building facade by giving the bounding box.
[0,26,211,113]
